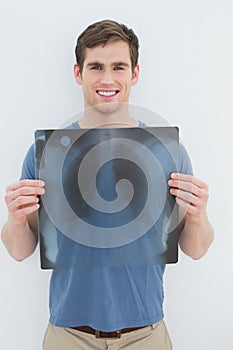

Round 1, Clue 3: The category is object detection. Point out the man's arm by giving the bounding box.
[168,173,214,260]
[1,180,45,261]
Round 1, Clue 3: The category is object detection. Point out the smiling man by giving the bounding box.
[1,20,214,350]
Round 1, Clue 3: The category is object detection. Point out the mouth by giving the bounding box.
[96,90,120,98]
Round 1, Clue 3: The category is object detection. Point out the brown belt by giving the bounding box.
[70,325,148,339]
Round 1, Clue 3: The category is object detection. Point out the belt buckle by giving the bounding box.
[95,330,121,339]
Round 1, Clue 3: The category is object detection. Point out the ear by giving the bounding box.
[74,63,83,85]
[131,64,139,86]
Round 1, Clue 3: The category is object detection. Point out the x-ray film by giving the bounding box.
[35,127,179,269]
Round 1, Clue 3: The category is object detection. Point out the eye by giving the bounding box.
[114,66,124,71]
[91,65,102,70]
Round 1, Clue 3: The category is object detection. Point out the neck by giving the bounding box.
[78,103,139,128]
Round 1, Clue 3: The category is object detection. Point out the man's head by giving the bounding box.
[74,20,140,119]
[75,19,139,74]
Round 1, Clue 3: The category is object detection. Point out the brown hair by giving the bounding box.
[75,19,139,73]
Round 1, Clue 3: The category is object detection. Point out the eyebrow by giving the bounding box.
[86,61,130,68]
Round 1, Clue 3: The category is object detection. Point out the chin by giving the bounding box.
[93,102,123,115]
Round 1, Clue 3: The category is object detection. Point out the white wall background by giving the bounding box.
[0,0,232,349]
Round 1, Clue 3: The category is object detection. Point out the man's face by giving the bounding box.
[74,40,139,115]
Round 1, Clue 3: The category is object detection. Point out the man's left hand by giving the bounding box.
[168,173,209,222]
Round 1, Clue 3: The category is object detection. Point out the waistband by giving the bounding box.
[70,324,150,339]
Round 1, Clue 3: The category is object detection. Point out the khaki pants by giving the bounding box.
[43,320,172,350]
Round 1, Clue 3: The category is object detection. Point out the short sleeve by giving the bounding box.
[20,144,36,180]
[179,143,194,175]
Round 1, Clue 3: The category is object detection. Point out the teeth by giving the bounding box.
[97,91,117,97]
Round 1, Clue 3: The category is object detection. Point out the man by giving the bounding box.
[1,20,214,349]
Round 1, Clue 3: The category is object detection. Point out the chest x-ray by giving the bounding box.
[35,126,179,269]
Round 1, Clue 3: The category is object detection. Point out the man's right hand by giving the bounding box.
[4,179,45,226]
[1,179,45,261]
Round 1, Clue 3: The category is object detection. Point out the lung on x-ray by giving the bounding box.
[35,126,179,269]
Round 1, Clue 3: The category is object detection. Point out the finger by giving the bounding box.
[5,186,45,204]
[168,179,209,200]
[13,203,40,218]
[170,188,200,207]
[168,179,202,197]
[8,195,39,212]
[6,180,45,193]
[175,196,200,216]
[170,173,208,190]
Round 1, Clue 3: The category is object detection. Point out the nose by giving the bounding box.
[100,70,114,84]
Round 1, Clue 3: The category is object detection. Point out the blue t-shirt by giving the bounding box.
[20,121,193,331]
